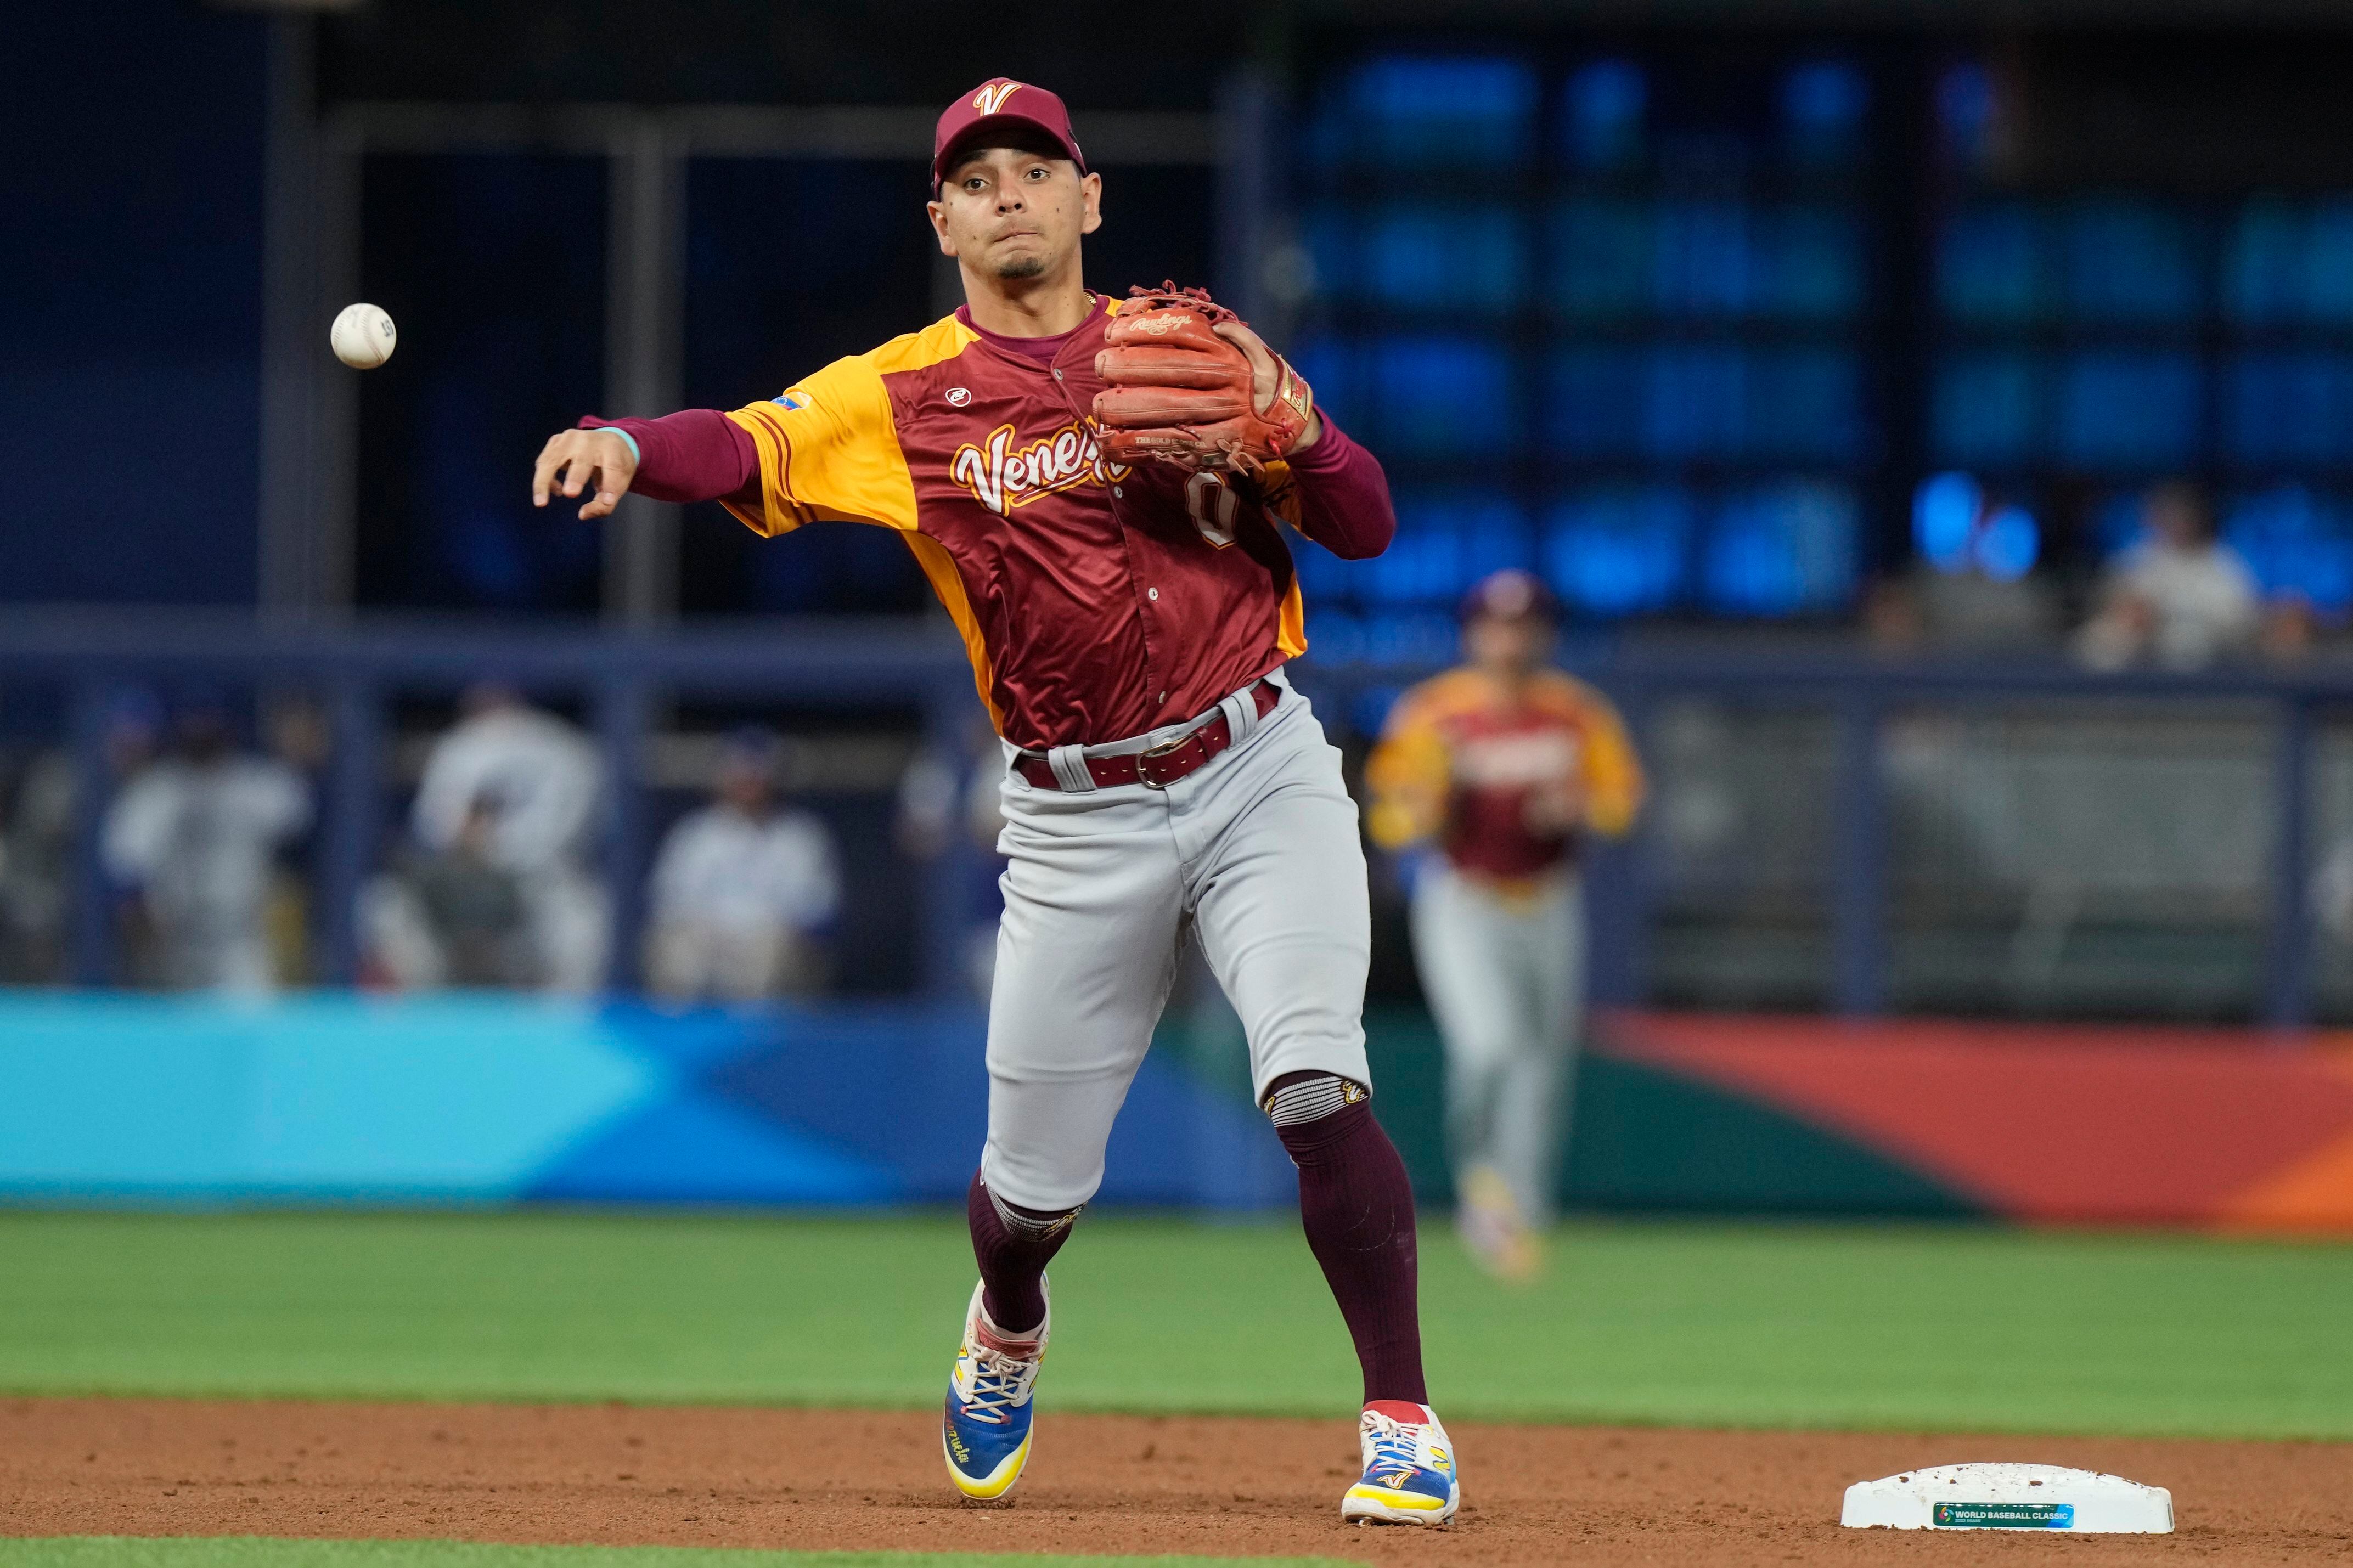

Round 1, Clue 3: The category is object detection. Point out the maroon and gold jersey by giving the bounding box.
[1364,669,1645,885]
[720,297,1310,751]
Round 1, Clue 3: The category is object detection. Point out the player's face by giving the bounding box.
[1466,613,1554,679]
[927,145,1101,281]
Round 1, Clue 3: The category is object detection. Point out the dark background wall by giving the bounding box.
[2,2,267,607]
[312,0,1258,109]
[19,2,2353,616]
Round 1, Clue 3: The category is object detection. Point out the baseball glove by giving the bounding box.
[1092,283,1314,476]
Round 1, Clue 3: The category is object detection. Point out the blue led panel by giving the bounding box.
[1363,207,1527,314]
[1365,490,1534,606]
[1699,482,1861,616]
[1760,205,1864,318]
[1781,60,1868,170]
[2304,202,2353,323]
[1933,351,2042,466]
[1562,60,1647,171]
[1544,485,1695,616]
[1747,348,1864,461]
[1552,198,1651,317]
[2226,199,2305,325]
[2060,199,2197,323]
[1289,523,1360,607]
[1939,204,2045,322]
[2091,490,2150,557]
[2057,351,2201,469]
[1643,345,1746,459]
[1653,200,1754,315]
[2225,486,2353,612]
[1362,337,1518,456]
[1937,64,1997,170]
[2225,198,2353,325]
[1552,347,1864,462]
[1303,205,1352,297]
[1547,348,1644,458]
[1286,335,1355,436]
[1337,57,1540,168]
[2225,353,2353,466]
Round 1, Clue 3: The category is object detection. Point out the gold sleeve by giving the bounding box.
[722,355,920,537]
[1363,686,1452,850]
[1572,685,1646,839]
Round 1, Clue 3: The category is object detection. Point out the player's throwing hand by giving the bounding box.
[530,428,638,520]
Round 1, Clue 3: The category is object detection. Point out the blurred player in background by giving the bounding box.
[646,727,840,1002]
[1366,570,1644,1279]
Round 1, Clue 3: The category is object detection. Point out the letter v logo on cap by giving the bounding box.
[973,81,1023,115]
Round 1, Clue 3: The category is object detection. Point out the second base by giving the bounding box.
[1840,1463,2174,1533]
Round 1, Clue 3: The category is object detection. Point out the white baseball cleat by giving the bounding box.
[1341,1400,1460,1525]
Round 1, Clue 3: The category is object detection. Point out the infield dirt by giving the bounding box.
[3,1398,2347,1566]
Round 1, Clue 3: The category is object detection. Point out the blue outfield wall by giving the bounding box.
[0,994,1298,1209]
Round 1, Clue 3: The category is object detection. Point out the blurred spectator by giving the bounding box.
[2256,595,2328,664]
[259,692,331,983]
[1870,567,2063,656]
[2076,482,2261,670]
[369,794,536,989]
[102,703,311,992]
[896,714,1008,1000]
[1873,476,2062,656]
[645,729,839,1002]
[0,748,74,982]
[409,683,607,993]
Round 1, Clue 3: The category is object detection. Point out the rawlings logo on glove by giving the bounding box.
[1092,283,1314,476]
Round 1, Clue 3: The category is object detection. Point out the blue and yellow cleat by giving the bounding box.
[1341,1400,1460,1526]
[942,1278,1049,1501]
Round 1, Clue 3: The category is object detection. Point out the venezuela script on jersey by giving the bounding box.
[716,296,1388,752]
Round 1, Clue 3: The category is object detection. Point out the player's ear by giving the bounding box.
[1079,171,1102,236]
[926,200,958,258]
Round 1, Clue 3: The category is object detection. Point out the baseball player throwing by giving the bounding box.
[1366,571,1644,1279]
[531,79,1456,1525]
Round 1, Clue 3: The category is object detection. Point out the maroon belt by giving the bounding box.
[1016,681,1281,792]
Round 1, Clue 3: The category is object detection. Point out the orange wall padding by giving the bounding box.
[1599,1014,2353,1233]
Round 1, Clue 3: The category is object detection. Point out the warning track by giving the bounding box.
[3,1397,2348,1565]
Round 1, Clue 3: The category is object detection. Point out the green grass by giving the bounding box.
[2,1210,2348,1439]
[0,1543,1350,1568]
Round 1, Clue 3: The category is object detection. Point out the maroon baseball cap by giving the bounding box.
[1459,568,1562,625]
[932,78,1087,190]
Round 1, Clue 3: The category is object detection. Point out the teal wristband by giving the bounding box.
[600,426,641,465]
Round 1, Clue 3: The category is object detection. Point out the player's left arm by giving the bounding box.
[1220,321,1395,561]
[1573,685,1646,839]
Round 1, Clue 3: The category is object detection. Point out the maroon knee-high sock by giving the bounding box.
[965,1171,1074,1337]
[1277,1098,1429,1406]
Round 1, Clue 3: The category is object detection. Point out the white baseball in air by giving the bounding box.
[330,303,397,369]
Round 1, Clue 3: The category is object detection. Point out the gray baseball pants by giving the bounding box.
[978,676,1373,1212]
[1410,862,1585,1227]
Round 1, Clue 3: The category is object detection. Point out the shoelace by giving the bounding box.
[957,1343,1042,1425]
[1364,1414,1426,1477]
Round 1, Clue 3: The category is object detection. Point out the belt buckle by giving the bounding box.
[1135,734,1190,789]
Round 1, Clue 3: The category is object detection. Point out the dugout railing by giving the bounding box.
[0,607,2340,1028]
